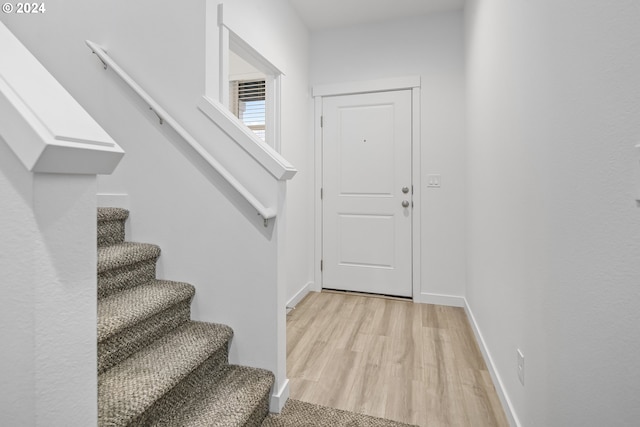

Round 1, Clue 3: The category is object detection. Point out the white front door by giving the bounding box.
[322,90,413,297]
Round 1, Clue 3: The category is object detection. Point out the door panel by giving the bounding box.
[322,90,412,297]
[338,214,395,268]
[338,104,395,196]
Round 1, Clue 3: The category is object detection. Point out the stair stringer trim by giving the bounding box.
[269,378,289,413]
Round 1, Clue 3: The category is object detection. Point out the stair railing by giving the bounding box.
[86,40,277,225]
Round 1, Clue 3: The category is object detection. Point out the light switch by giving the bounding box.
[636,144,640,202]
[427,174,441,188]
[517,348,525,385]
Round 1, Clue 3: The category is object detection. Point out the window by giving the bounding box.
[230,79,266,141]
[209,4,284,151]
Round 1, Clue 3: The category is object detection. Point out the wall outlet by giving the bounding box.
[517,348,525,385]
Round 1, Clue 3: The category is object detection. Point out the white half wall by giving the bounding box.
[310,11,466,301]
[466,1,640,425]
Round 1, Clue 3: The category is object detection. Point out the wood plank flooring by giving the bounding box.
[287,291,509,427]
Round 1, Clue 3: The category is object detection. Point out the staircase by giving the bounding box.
[97,207,274,426]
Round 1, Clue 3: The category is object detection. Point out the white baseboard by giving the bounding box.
[97,193,129,209]
[269,378,289,413]
[415,292,465,307]
[464,299,521,427]
[286,282,313,313]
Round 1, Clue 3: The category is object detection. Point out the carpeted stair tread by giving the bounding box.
[99,321,233,426]
[261,399,419,427]
[98,207,130,223]
[151,364,274,427]
[98,280,195,342]
[98,299,192,374]
[98,242,161,274]
[98,208,130,246]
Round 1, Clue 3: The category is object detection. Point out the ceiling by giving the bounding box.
[288,0,465,32]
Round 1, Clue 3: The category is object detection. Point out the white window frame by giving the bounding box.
[213,4,283,152]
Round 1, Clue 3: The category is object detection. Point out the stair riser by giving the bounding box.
[97,219,126,247]
[99,301,192,374]
[245,392,271,427]
[148,365,274,427]
[98,261,157,299]
[131,344,231,425]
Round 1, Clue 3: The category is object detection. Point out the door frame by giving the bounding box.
[312,76,422,301]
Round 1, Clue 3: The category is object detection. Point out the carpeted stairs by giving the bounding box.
[97,207,274,426]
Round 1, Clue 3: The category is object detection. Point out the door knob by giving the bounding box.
[402,200,410,208]
[402,186,410,194]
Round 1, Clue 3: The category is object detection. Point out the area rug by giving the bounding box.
[261,399,418,427]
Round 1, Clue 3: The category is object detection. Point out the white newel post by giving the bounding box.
[32,173,100,426]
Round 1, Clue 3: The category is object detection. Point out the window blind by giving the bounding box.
[230,79,266,141]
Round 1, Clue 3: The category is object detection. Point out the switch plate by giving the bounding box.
[517,348,525,385]
[427,174,441,188]
[635,144,640,202]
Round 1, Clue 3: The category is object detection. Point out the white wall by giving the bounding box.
[1,0,310,409]
[0,136,98,426]
[466,1,640,425]
[310,11,467,303]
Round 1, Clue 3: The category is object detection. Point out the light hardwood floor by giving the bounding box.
[287,291,509,427]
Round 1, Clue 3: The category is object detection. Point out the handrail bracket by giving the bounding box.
[258,213,269,228]
[149,107,164,125]
[91,51,108,70]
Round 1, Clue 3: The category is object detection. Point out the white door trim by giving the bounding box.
[410,86,422,302]
[312,76,421,301]
[313,76,421,97]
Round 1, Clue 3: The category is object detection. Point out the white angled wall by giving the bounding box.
[466,0,640,425]
[310,11,467,304]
